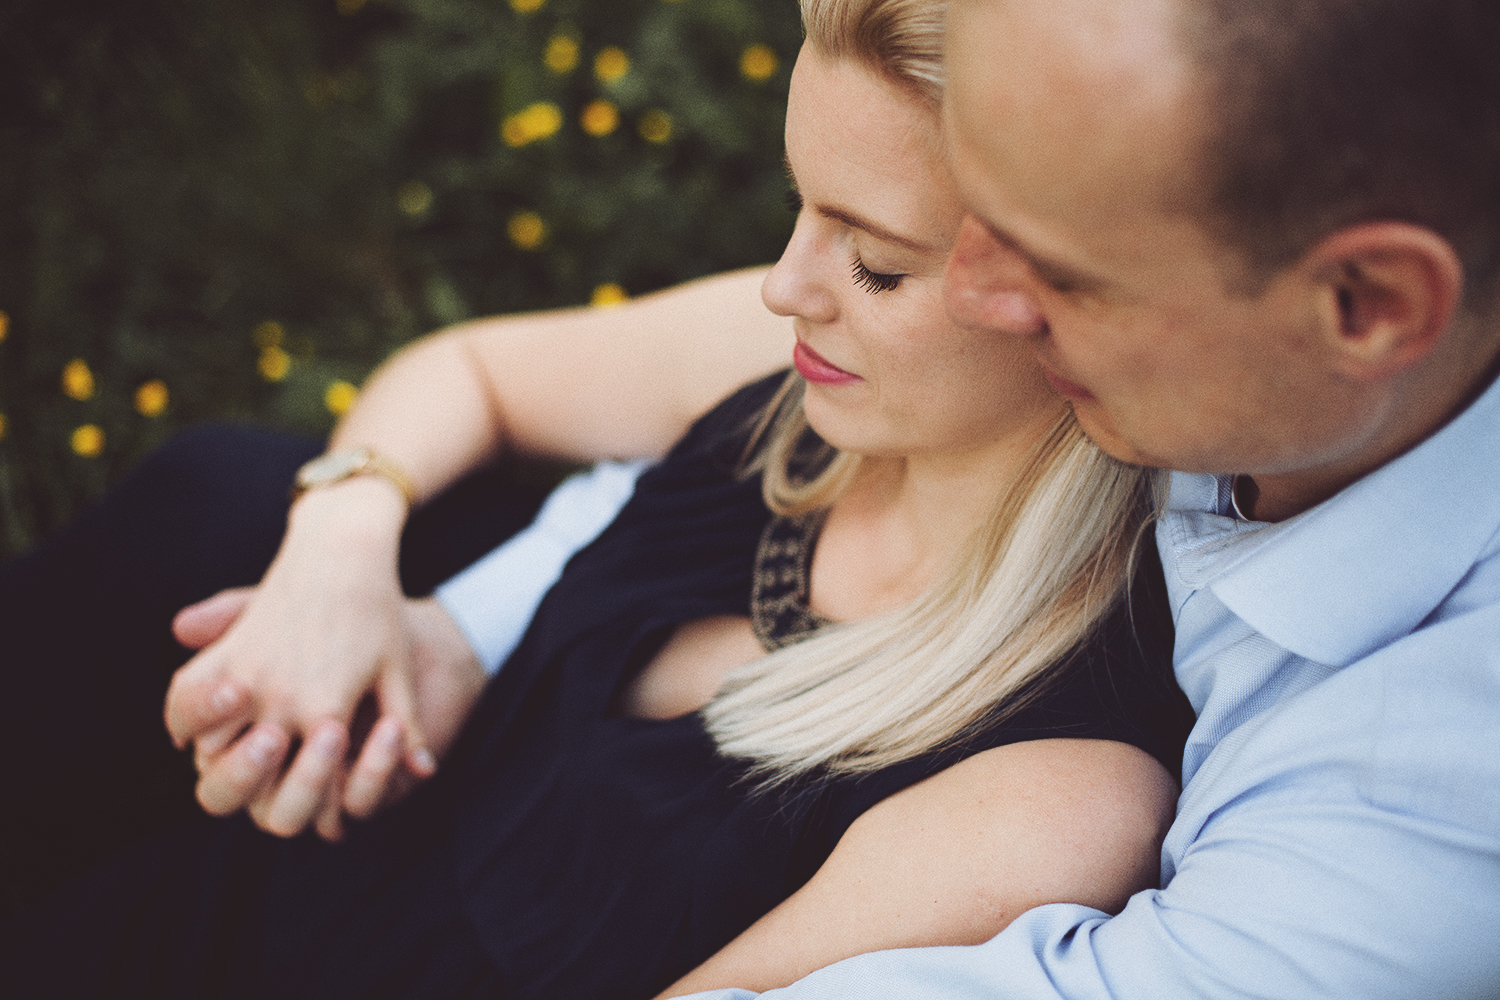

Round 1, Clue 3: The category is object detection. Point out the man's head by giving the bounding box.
[943,0,1500,517]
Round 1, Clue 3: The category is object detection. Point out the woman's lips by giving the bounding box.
[792,341,864,386]
[794,341,862,386]
[1043,367,1096,403]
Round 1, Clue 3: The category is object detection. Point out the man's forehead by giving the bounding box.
[945,0,1206,244]
[946,0,1195,159]
[950,0,1187,60]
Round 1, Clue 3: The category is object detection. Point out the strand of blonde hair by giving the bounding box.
[710,373,1157,785]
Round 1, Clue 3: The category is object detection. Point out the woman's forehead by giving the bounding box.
[786,48,962,251]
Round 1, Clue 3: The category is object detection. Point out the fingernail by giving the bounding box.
[211,684,242,714]
[314,726,343,760]
[375,719,401,749]
[412,747,436,774]
[246,729,279,766]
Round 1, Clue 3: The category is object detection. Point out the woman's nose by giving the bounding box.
[761,216,838,324]
[945,216,1048,336]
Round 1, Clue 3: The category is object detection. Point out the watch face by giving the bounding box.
[297,448,369,488]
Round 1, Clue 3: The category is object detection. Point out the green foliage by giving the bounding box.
[0,0,801,555]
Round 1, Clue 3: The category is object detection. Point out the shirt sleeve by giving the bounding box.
[434,460,649,675]
[675,604,1500,1000]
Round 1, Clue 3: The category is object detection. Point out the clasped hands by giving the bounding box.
[163,486,486,841]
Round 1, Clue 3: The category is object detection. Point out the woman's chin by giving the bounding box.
[802,404,904,460]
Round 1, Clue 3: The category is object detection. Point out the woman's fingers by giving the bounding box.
[195,723,290,816]
[342,716,405,818]
[255,720,349,838]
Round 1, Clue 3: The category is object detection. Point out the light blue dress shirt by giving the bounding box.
[686,375,1500,999]
[434,460,647,674]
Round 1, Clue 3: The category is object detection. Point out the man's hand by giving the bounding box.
[340,595,486,819]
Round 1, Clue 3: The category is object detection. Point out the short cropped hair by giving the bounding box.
[1185,0,1500,303]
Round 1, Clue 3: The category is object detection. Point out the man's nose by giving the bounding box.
[945,216,1048,336]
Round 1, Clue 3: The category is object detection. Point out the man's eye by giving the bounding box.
[851,257,903,294]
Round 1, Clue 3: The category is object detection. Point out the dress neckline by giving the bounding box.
[750,511,833,651]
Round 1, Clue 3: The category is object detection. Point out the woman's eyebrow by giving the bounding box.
[815,204,940,255]
[784,153,942,256]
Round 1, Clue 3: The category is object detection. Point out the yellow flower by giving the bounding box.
[509,0,545,11]
[258,345,291,382]
[336,0,368,14]
[581,100,619,137]
[324,380,358,416]
[591,283,629,307]
[545,35,579,73]
[740,44,779,82]
[134,379,169,417]
[638,109,673,144]
[71,424,105,458]
[594,47,631,84]
[0,310,9,342]
[508,211,548,251]
[62,359,95,401]
[253,320,285,350]
[396,181,433,218]
[501,102,564,147]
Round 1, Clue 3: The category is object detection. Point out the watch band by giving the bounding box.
[292,447,417,508]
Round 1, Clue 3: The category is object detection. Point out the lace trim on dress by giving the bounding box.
[750,511,833,651]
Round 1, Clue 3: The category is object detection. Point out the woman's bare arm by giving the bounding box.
[328,265,793,495]
[657,738,1177,998]
[164,267,793,838]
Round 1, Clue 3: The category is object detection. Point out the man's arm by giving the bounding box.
[657,739,1175,998]
[433,460,649,676]
[675,606,1500,1000]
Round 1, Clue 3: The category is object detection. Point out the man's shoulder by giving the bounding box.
[1192,593,1500,834]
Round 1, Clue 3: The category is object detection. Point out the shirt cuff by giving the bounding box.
[434,459,650,675]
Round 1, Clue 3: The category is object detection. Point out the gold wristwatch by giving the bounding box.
[292,447,417,508]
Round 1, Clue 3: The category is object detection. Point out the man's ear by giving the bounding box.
[1305,222,1464,382]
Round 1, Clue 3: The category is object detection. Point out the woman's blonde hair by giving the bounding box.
[701,0,1162,785]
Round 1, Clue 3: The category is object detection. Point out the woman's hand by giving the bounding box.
[164,478,441,839]
[167,582,486,840]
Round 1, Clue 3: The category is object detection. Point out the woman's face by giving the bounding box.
[763,44,1062,462]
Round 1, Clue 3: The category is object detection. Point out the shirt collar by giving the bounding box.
[1168,373,1500,668]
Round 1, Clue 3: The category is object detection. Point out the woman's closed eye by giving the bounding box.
[851,257,903,294]
[783,185,905,293]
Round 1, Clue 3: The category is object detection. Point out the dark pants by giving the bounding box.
[0,425,549,922]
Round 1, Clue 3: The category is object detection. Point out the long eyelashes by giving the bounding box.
[786,187,902,294]
[851,258,902,294]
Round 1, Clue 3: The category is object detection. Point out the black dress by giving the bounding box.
[0,373,1193,1000]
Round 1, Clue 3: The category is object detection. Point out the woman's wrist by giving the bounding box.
[286,476,409,558]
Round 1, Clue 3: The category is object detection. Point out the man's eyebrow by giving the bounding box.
[784,153,942,255]
[978,218,1106,294]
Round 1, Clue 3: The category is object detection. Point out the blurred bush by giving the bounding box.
[0,0,801,555]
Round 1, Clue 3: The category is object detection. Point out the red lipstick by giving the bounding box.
[794,341,862,386]
[1042,368,1096,403]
